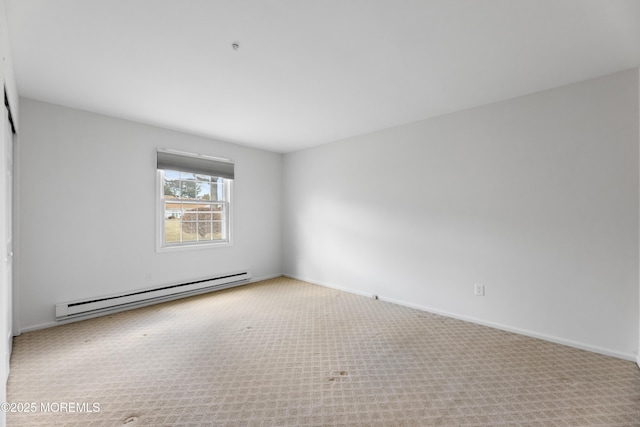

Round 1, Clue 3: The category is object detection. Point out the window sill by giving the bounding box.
[157,240,232,253]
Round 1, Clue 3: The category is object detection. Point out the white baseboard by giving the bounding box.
[20,321,58,334]
[250,273,283,283]
[285,274,636,362]
[284,274,377,299]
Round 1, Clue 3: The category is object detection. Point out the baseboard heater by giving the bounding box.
[55,271,252,321]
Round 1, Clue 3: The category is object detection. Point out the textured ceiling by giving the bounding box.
[6,0,640,153]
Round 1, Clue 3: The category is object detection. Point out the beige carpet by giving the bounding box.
[6,276,640,426]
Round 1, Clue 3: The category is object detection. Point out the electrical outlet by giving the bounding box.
[474,284,485,296]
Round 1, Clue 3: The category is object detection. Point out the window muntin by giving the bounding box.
[160,169,230,246]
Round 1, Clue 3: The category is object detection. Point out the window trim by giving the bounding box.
[155,168,233,253]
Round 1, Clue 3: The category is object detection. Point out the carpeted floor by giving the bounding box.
[6,276,640,426]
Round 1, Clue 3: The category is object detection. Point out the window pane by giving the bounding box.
[180,181,197,199]
[196,182,211,200]
[181,222,198,241]
[198,212,212,221]
[198,222,212,240]
[180,172,196,181]
[210,183,219,201]
[165,218,181,242]
[165,202,182,218]
[163,170,181,198]
[212,222,222,239]
[181,208,197,222]
[217,178,226,200]
[164,170,180,180]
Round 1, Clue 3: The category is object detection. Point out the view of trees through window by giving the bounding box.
[162,170,228,244]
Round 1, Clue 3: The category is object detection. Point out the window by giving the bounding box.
[157,150,233,249]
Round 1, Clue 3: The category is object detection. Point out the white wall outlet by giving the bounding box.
[474,284,485,296]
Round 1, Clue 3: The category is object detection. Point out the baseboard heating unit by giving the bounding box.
[55,271,252,321]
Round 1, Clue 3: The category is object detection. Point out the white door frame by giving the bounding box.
[4,104,12,346]
[1,99,10,384]
[9,117,16,338]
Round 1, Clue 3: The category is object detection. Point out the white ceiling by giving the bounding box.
[6,0,640,153]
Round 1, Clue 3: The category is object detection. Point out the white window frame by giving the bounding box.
[156,167,233,252]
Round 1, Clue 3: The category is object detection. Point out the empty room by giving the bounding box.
[1,0,640,426]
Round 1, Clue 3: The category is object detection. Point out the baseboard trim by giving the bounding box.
[284,274,377,299]
[250,273,284,283]
[21,273,283,334]
[383,296,635,362]
[285,274,636,362]
[20,321,58,334]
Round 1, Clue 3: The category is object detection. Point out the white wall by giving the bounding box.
[283,68,640,360]
[17,98,282,331]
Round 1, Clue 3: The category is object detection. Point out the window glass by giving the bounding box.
[159,169,230,247]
